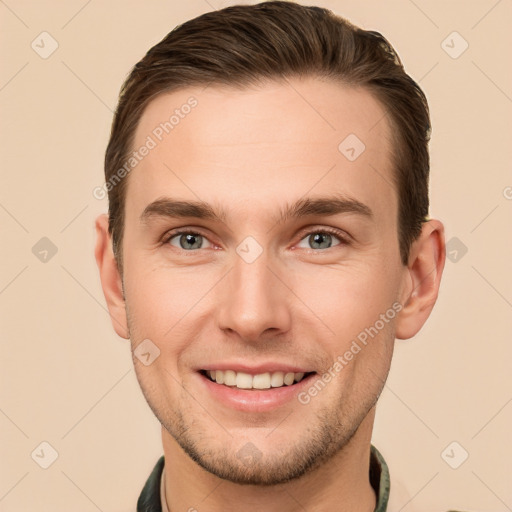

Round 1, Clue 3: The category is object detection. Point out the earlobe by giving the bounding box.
[395,219,446,340]
[94,214,130,339]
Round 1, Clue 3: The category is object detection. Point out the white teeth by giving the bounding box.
[205,369,309,389]
[224,370,236,386]
[270,371,284,387]
[283,372,295,385]
[235,372,253,389]
[252,372,271,389]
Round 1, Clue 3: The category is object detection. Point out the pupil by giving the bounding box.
[181,233,201,249]
[311,233,331,249]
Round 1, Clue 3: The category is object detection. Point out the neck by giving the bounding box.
[162,407,378,512]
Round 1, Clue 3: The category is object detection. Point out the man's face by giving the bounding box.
[121,77,409,484]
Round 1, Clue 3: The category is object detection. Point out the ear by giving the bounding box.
[395,219,446,340]
[94,214,129,339]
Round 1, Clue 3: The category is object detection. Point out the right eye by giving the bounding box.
[165,230,214,251]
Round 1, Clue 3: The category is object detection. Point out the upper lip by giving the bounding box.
[197,362,314,375]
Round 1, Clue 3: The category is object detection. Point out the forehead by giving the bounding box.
[127,77,396,225]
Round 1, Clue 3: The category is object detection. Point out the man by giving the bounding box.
[95,2,448,510]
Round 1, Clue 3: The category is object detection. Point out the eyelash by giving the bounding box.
[161,227,351,251]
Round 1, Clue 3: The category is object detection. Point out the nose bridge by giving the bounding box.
[216,247,291,340]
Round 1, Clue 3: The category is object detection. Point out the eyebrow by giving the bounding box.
[139,194,373,225]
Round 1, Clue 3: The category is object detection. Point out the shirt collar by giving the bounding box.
[160,466,169,512]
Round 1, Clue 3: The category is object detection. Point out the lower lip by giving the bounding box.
[196,372,316,412]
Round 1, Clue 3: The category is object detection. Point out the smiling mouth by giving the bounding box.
[199,369,316,390]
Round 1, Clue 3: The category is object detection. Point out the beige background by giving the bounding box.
[1,0,511,510]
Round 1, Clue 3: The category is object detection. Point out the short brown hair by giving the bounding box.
[105,1,430,272]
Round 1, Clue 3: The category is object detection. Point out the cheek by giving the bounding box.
[290,259,400,340]
[123,258,224,373]
[123,255,207,332]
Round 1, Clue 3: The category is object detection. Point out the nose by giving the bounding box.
[216,250,292,343]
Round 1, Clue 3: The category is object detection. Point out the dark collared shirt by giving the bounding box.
[137,444,391,511]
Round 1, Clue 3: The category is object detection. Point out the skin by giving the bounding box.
[95,76,445,512]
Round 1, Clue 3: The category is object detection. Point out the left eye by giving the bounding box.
[167,232,213,250]
[296,231,343,250]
